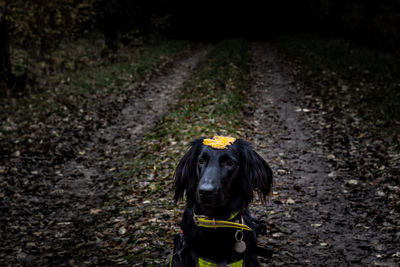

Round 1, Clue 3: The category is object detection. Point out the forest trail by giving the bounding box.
[247,43,398,266]
[1,41,398,266]
[0,46,209,265]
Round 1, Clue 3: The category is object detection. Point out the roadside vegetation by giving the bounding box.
[0,38,192,165]
[275,34,400,145]
[101,39,249,265]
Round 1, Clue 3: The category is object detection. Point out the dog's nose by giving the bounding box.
[199,183,215,196]
[199,182,219,202]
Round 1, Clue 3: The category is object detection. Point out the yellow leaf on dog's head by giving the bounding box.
[203,136,236,149]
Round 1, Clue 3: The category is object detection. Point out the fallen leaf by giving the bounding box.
[327,154,335,160]
[90,208,102,214]
[347,179,358,185]
[311,223,322,227]
[284,198,295,204]
[118,226,127,235]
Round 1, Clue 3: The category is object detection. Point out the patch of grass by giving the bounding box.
[275,34,400,142]
[0,40,192,143]
[129,39,248,189]
[114,39,249,265]
[65,40,191,94]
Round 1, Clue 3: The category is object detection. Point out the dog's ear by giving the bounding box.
[174,138,203,204]
[249,150,273,198]
[239,140,273,201]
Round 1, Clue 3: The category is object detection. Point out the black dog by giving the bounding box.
[170,136,272,266]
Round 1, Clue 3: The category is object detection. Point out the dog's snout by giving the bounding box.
[198,179,220,206]
[199,183,216,196]
[197,165,224,208]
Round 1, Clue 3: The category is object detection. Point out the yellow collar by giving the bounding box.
[193,212,252,231]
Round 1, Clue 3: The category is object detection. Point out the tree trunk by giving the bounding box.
[0,18,11,92]
[103,0,118,52]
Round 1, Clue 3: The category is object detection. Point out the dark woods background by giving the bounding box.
[0,0,399,93]
[170,0,400,49]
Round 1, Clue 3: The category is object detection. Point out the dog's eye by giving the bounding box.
[224,160,236,167]
[198,158,205,165]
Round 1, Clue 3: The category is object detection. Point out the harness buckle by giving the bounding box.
[193,213,200,226]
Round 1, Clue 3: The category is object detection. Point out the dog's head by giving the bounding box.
[174,136,272,218]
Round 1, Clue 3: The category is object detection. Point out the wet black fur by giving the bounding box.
[171,138,273,266]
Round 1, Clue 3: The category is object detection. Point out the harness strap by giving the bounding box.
[198,257,243,267]
[192,250,244,267]
[193,213,252,231]
[169,246,272,266]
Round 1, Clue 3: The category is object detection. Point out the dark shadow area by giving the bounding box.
[165,0,399,51]
[166,0,317,40]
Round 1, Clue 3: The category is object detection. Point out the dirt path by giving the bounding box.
[0,46,209,265]
[247,43,399,266]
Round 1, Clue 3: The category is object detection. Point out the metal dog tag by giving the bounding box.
[234,240,246,253]
[234,229,246,253]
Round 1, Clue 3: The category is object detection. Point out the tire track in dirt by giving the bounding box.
[247,43,398,266]
[1,46,209,265]
[57,47,209,202]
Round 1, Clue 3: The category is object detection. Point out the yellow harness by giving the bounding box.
[169,253,244,267]
[169,212,251,267]
[198,257,243,267]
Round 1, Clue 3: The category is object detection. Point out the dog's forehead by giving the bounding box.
[200,143,238,158]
